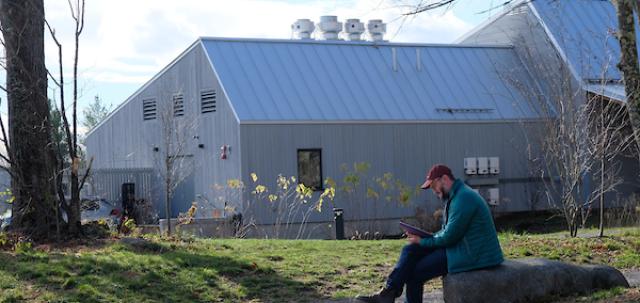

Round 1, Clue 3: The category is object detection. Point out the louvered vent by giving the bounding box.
[201,89,216,113]
[173,94,185,117]
[142,98,156,120]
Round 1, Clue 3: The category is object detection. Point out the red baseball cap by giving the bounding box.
[421,164,453,189]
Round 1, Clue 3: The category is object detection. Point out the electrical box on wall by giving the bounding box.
[488,188,500,206]
[477,157,489,175]
[464,157,477,175]
[489,157,500,174]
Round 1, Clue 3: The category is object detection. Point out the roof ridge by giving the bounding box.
[198,36,513,49]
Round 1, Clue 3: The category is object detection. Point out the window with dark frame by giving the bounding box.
[297,149,322,191]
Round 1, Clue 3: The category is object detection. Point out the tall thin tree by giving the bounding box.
[46,0,91,236]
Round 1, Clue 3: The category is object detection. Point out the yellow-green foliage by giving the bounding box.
[0,188,14,204]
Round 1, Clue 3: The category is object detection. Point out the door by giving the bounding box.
[121,183,135,217]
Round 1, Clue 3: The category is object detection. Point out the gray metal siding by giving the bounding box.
[89,168,154,207]
[194,44,242,218]
[460,4,575,115]
[461,6,640,210]
[240,122,545,225]
[86,43,242,218]
[461,8,527,45]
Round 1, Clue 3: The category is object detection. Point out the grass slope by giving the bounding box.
[0,228,638,302]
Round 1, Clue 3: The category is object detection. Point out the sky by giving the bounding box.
[0,0,506,128]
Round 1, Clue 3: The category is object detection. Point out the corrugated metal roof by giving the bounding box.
[585,82,626,102]
[530,0,626,81]
[201,38,542,122]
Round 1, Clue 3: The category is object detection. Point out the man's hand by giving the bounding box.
[406,233,422,245]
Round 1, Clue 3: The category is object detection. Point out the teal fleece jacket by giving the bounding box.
[420,179,504,273]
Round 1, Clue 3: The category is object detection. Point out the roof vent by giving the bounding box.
[344,19,365,41]
[367,19,386,42]
[317,16,342,40]
[292,19,315,39]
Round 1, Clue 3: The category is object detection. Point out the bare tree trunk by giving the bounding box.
[614,0,640,159]
[45,0,86,236]
[0,0,60,240]
[598,94,605,238]
[599,156,605,237]
[165,156,172,236]
[68,0,86,236]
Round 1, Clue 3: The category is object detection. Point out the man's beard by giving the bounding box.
[441,190,450,201]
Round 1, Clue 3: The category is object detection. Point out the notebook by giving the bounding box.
[399,221,433,238]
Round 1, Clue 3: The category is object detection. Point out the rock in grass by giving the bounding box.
[443,258,629,303]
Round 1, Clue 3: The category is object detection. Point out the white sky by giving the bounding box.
[1,0,500,124]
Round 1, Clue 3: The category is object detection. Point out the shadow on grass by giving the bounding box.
[495,211,575,234]
[494,210,640,235]
[0,241,323,303]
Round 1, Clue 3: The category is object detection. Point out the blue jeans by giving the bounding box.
[386,244,448,303]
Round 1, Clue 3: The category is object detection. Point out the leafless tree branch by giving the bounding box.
[491,14,636,237]
[46,69,61,88]
[0,98,12,168]
[45,19,74,172]
[402,0,456,15]
[79,156,93,191]
[153,88,199,236]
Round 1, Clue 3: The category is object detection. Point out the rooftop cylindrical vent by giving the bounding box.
[367,19,386,42]
[317,15,342,40]
[344,18,365,41]
[292,19,315,39]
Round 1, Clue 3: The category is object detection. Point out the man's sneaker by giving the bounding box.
[354,287,398,303]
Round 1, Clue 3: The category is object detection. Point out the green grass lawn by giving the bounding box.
[0,227,638,303]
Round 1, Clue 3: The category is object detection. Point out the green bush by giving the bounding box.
[13,241,32,254]
[0,232,7,247]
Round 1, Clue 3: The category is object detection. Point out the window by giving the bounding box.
[201,89,216,113]
[297,149,322,190]
[173,94,185,117]
[142,98,156,120]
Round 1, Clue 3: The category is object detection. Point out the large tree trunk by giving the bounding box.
[615,0,640,159]
[0,0,60,240]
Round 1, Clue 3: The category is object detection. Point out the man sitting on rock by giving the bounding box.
[356,164,504,303]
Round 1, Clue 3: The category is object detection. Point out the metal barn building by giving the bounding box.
[85,0,638,238]
[459,0,639,206]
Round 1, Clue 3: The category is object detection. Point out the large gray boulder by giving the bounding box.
[443,258,629,303]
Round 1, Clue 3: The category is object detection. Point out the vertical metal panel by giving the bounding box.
[171,164,194,217]
[195,44,243,218]
[90,168,153,205]
[240,121,546,225]
[86,43,242,219]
